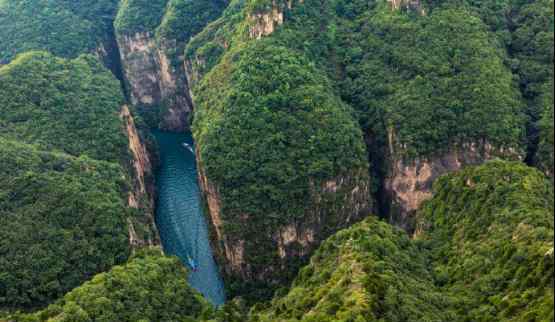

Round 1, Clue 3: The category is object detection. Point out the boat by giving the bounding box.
[187,255,198,272]
[182,142,194,154]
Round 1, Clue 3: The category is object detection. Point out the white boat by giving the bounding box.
[187,255,198,272]
[182,142,194,154]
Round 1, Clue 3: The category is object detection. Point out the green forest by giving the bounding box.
[0,0,553,321]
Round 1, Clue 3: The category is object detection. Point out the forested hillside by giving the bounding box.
[12,250,215,322]
[252,161,554,322]
[0,43,156,313]
[0,0,553,320]
[0,138,130,310]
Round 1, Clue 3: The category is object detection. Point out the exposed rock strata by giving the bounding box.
[385,134,522,230]
[120,105,159,246]
[117,32,192,131]
[198,152,371,282]
[249,4,284,39]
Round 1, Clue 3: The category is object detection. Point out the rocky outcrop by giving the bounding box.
[248,5,284,39]
[388,0,425,14]
[117,32,192,131]
[120,105,159,246]
[385,132,522,230]
[273,173,370,262]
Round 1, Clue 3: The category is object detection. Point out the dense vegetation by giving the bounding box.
[336,5,525,157]
[193,39,369,298]
[0,51,142,312]
[0,0,119,64]
[251,217,453,322]
[114,0,169,35]
[537,78,554,178]
[11,250,215,322]
[181,0,553,302]
[0,51,129,163]
[195,41,367,225]
[0,0,552,319]
[253,161,554,321]
[114,0,228,55]
[187,0,527,157]
[508,0,554,166]
[0,138,130,310]
[418,160,554,321]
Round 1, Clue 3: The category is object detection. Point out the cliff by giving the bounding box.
[251,216,450,322]
[248,0,286,39]
[253,161,554,322]
[120,105,160,246]
[114,0,229,131]
[192,42,372,300]
[384,137,522,230]
[117,32,192,131]
[199,163,370,282]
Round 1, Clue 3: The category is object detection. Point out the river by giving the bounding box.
[153,130,225,306]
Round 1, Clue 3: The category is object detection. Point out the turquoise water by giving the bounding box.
[153,130,225,305]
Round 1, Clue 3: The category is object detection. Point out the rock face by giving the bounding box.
[248,4,285,39]
[120,105,159,246]
[198,159,371,282]
[117,32,192,131]
[388,0,425,14]
[385,135,521,230]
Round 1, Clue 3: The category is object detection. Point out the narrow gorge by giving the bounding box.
[153,130,225,305]
[1,0,553,320]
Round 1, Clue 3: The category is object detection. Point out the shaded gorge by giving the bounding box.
[153,130,225,305]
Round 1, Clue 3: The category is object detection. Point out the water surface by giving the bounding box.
[153,130,225,305]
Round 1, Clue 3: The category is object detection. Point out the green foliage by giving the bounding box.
[510,0,554,100]
[0,51,129,164]
[114,0,169,35]
[251,217,454,322]
[0,51,144,312]
[537,78,554,178]
[157,0,228,43]
[0,138,131,310]
[184,0,247,85]
[193,40,369,298]
[256,161,554,321]
[418,160,554,321]
[115,0,227,39]
[0,0,119,63]
[13,250,215,322]
[331,5,526,157]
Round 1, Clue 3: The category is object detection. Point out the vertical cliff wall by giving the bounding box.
[192,40,372,300]
[384,136,522,230]
[120,105,160,246]
[117,32,192,131]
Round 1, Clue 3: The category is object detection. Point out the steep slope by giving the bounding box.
[186,0,528,232]
[537,78,554,179]
[0,51,157,236]
[417,160,554,321]
[327,2,525,228]
[254,161,554,321]
[184,0,530,299]
[194,40,371,300]
[251,217,453,322]
[0,139,130,310]
[11,250,215,322]
[114,0,228,130]
[0,52,157,311]
[0,51,127,162]
[0,0,122,72]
